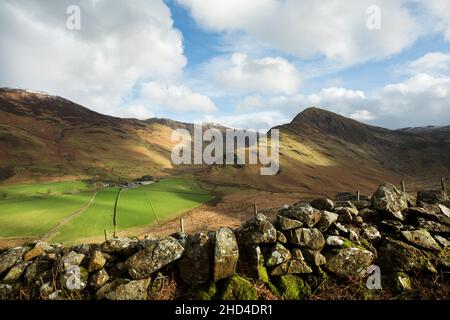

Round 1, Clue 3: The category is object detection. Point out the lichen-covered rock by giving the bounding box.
[324,247,374,279]
[316,211,338,232]
[277,215,303,230]
[417,190,447,204]
[281,203,321,228]
[378,238,436,273]
[2,261,30,283]
[361,224,381,241]
[302,249,326,266]
[126,236,184,279]
[0,246,27,274]
[24,241,52,261]
[23,259,53,284]
[220,275,257,300]
[383,272,412,293]
[434,235,450,248]
[235,213,277,245]
[401,229,442,251]
[274,275,311,300]
[58,251,85,271]
[88,268,110,290]
[291,248,304,260]
[237,245,268,282]
[266,243,292,267]
[326,236,345,247]
[372,183,412,220]
[358,208,380,223]
[380,220,404,233]
[310,198,334,211]
[178,232,212,285]
[336,207,354,223]
[213,227,239,281]
[101,238,139,257]
[277,231,287,244]
[60,265,88,291]
[191,281,217,300]
[88,251,106,272]
[438,247,450,269]
[287,228,325,250]
[95,278,150,300]
[417,217,450,234]
[269,259,313,276]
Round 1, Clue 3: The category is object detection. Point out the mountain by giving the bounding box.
[1,88,449,196]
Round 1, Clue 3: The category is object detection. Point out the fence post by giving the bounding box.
[442,177,447,193]
[180,218,185,234]
[401,180,406,192]
[357,190,360,202]
[104,229,108,242]
[254,203,258,216]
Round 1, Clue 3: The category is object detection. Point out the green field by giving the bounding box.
[0,179,213,244]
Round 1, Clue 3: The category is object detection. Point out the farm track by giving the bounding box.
[40,191,98,241]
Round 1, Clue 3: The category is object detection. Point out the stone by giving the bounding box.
[310,198,334,211]
[24,241,52,261]
[277,231,287,243]
[60,265,88,291]
[438,247,450,269]
[372,183,412,220]
[23,260,53,284]
[220,274,257,300]
[48,290,66,300]
[0,247,27,274]
[291,248,304,260]
[281,203,321,227]
[354,216,364,225]
[0,284,15,300]
[355,200,371,210]
[438,204,450,218]
[236,245,268,282]
[336,207,353,223]
[59,251,85,271]
[277,215,303,230]
[358,208,380,223]
[361,224,381,241]
[88,269,110,290]
[101,238,139,257]
[417,217,450,234]
[269,259,313,276]
[434,235,450,248]
[96,279,150,300]
[302,249,326,266]
[326,236,345,247]
[274,275,311,300]
[39,282,54,298]
[417,190,447,204]
[378,238,436,273]
[126,236,184,279]
[401,229,442,251]
[287,228,325,250]
[213,227,239,281]
[383,272,412,293]
[88,251,106,272]
[380,220,404,233]
[266,243,292,267]
[316,211,338,232]
[178,232,212,285]
[2,261,30,283]
[324,248,374,279]
[235,213,277,245]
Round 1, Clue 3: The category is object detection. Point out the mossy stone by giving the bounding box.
[274,275,311,300]
[220,275,257,300]
[192,282,217,300]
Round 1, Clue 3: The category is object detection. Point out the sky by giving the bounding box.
[1,0,450,130]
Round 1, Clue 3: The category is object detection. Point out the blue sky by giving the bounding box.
[1,0,450,129]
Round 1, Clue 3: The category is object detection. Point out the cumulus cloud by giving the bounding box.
[141,82,217,113]
[211,53,301,95]
[420,0,450,41]
[176,0,421,64]
[203,111,289,131]
[404,52,450,75]
[0,0,187,116]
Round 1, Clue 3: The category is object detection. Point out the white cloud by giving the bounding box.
[406,52,450,75]
[349,110,377,121]
[203,111,289,131]
[0,0,187,116]
[420,0,450,41]
[141,82,217,113]
[123,105,155,120]
[176,0,421,64]
[212,53,301,95]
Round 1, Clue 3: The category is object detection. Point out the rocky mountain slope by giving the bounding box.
[1,88,449,195]
[0,183,448,300]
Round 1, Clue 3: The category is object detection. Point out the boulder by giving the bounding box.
[277,215,303,230]
[58,251,85,271]
[213,227,239,281]
[178,232,212,285]
[324,248,374,279]
[281,203,321,227]
[2,261,30,283]
[235,213,277,245]
[401,229,442,251]
[60,265,88,291]
[236,245,268,282]
[219,274,257,300]
[378,238,436,273]
[316,211,338,232]
[269,259,313,276]
[302,249,326,266]
[0,247,27,274]
[88,251,106,272]
[266,243,292,267]
[88,268,110,290]
[310,198,334,211]
[95,278,150,300]
[417,190,447,204]
[372,183,412,220]
[126,236,184,279]
[274,275,311,300]
[101,238,139,257]
[287,228,325,250]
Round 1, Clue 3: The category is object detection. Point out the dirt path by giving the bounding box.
[40,191,98,241]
